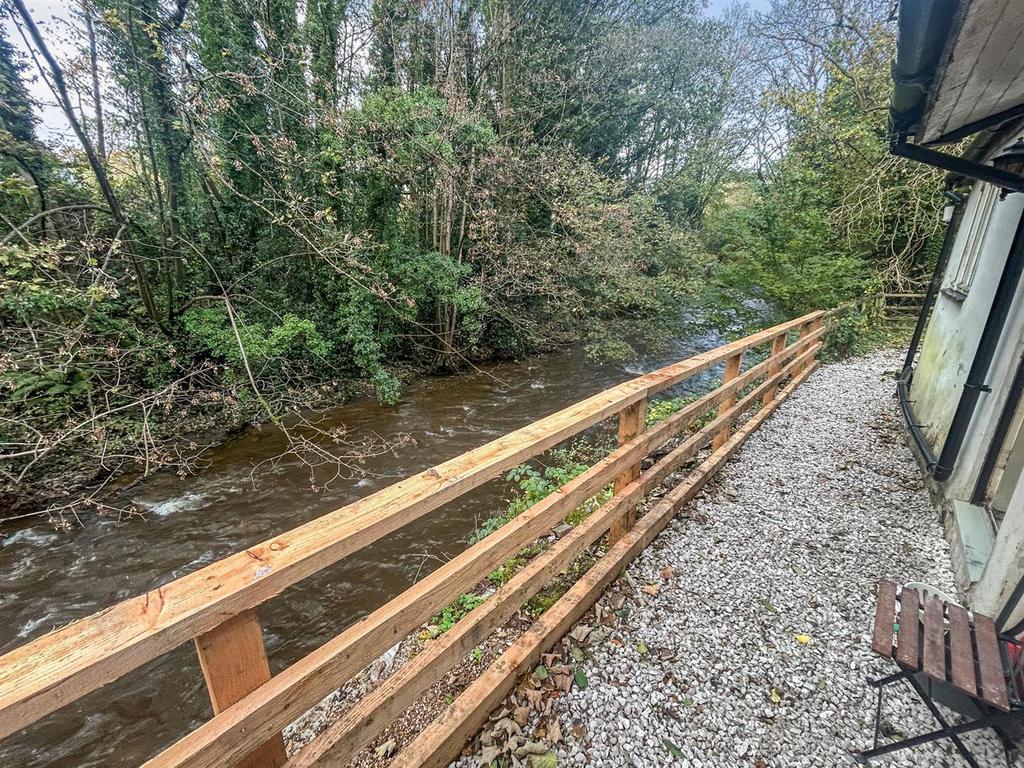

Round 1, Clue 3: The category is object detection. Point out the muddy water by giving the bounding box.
[0,325,735,767]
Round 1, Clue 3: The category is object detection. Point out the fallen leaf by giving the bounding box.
[662,737,685,758]
[659,566,675,580]
[794,634,812,644]
[520,740,549,756]
[588,626,611,645]
[374,739,397,758]
[760,598,777,614]
[477,745,500,766]
[642,583,660,596]
[770,688,782,704]
[569,625,592,643]
[495,717,523,737]
[573,667,589,690]
[533,665,550,681]
[552,672,572,692]
[636,641,649,655]
[513,706,531,726]
[547,718,563,745]
[523,688,544,708]
[530,751,558,768]
[570,645,585,662]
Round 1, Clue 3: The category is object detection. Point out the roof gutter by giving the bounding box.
[889,0,960,139]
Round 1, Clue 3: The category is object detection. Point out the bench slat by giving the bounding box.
[871,580,897,657]
[922,596,946,681]
[896,587,921,669]
[974,614,1010,711]
[947,604,977,697]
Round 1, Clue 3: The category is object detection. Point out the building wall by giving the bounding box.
[971,468,1024,630]
[910,181,1024,617]
[912,187,1024,502]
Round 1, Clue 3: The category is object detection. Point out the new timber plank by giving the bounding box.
[921,596,946,682]
[608,397,648,544]
[762,332,788,404]
[871,580,897,658]
[389,362,819,768]
[946,604,977,697]
[194,611,287,768]
[286,342,822,768]
[145,341,825,768]
[896,588,921,669]
[0,311,823,740]
[712,352,743,450]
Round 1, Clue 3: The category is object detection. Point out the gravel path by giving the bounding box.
[526,350,1017,767]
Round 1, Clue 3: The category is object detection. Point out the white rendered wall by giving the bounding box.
[911,189,1024,504]
[972,468,1024,628]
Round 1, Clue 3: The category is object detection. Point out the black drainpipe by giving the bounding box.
[898,192,964,469]
[932,204,1024,481]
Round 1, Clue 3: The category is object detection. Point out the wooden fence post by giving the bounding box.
[804,317,823,370]
[608,397,648,545]
[194,610,287,768]
[796,320,814,373]
[762,331,789,405]
[712,352,743,450]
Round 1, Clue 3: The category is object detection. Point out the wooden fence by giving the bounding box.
[0,310,834,768]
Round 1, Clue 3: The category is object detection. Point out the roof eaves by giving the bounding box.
[890,0,963,140]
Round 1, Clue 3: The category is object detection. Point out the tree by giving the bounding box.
[703,0,944,315]
[0,21,49,229]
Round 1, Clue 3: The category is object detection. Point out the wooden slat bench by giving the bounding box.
[858,580,1024,766]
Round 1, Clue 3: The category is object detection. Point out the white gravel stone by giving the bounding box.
[528,350,1021,767]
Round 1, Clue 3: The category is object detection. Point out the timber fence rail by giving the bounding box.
[0,309,837,768]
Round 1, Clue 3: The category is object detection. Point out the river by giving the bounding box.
[0,318,746,767]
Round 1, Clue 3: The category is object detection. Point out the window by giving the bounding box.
[944,182,1000,299]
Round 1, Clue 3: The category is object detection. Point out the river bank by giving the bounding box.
[3,316,725,528]
[0,341,614,526]
[0,319,732,768]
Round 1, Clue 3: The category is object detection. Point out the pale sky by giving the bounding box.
[3,0,76,144]
[4,0,769,144]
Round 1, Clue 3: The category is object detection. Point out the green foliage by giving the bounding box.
[1,0,941,516]
[703,15,944,318]
[430,593,485,635]
[646,396,695,426]
[487,543,546,589]
[181,308,330,382]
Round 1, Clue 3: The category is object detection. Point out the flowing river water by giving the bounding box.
[0,320,745,767]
